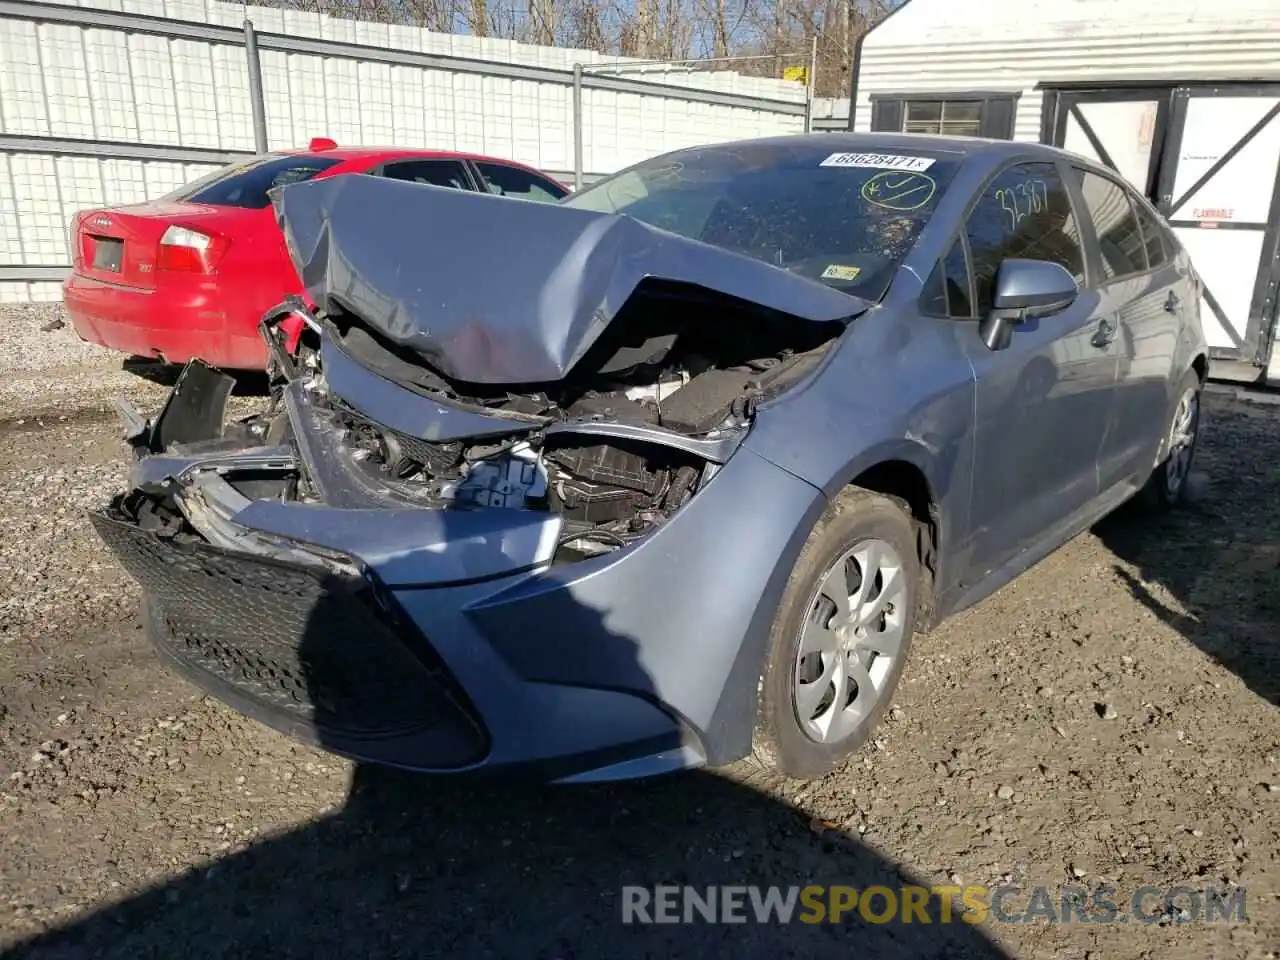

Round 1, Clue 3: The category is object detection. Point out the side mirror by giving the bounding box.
[979,258,1079,351]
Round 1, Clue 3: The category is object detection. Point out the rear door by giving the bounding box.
[955,160,1118,581]
[1068,166,1182,492]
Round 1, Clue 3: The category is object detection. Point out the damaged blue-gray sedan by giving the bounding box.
[91,133,1208,782]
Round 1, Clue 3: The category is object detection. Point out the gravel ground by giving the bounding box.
[0,304,1276,959]
[0,304,173,418]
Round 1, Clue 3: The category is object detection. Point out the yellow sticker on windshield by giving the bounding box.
[861,171,937,211]
[821,264,862,281]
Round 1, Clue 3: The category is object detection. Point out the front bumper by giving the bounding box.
[93,498,706,780]
[91,347,826,781]
[90,508,489,770]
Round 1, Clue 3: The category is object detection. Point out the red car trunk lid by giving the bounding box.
[71,202,264,290]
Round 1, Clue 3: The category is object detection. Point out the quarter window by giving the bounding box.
[1129,193,1171,269]
[1073,169,1147,279]
[964,162,1085,315]
[473,161,568,203]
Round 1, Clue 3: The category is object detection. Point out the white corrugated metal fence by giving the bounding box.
[0,0,816,302]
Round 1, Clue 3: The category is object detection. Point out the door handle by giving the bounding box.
[1091,317,1117,348]
[1164,291,1181,313]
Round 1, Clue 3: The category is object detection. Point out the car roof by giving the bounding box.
[275,146,553,174]
[656,131,1073,164]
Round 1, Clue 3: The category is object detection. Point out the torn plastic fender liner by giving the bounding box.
[122,359,235,456]
[273,173,870,385]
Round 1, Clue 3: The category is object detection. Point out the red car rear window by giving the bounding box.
[170,154,343,209]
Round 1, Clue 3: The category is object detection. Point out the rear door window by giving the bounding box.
[172,154,342,209]
[1073,169,1148,279]
[473,161,568,202]
[379,160,472,190]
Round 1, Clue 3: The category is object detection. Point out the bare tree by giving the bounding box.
[259,0,900,88]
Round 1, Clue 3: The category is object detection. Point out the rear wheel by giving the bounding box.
[1139,369,1201,510]
[750,488,920,780]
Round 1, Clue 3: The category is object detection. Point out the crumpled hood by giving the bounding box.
[274,173,868,384]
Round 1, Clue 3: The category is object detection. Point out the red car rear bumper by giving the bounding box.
[64,272,268,371]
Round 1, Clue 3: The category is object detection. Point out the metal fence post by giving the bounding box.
[572,62,584,190]
[803,36,818,133]
[243,19,269,154]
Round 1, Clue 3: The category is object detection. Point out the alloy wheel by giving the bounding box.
[1165,387,1199,498]
[793,538,906,744]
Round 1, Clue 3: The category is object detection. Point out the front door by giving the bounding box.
[959,160,1119,583]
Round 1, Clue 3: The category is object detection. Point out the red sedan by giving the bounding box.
[64,141,569,370]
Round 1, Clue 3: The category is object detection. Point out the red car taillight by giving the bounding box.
[157,225,230,273]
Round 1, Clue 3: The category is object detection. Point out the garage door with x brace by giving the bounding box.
[1043,84,1280,367]
[1164,87,1280,364]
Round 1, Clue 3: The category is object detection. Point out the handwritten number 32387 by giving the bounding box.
[994,180,1048,231]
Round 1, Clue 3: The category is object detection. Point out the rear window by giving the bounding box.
[169,154,343,209]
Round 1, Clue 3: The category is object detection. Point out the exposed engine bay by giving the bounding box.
[114,284,846,566]
[323,282,842,556]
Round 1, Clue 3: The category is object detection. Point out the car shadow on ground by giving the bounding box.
[1093,401,1280,706]
[122,355,270,397]
[11,552,1012,959]
[12,766,1012,959]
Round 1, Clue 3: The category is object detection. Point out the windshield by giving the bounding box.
[168,154,343,209]
[563,143,961,299]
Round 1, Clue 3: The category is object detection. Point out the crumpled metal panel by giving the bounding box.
[273,173,867,384]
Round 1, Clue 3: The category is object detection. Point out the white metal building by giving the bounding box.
[850,0,1280,385]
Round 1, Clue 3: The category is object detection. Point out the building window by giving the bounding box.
[870,92,1020,140]
[904,100,983,136]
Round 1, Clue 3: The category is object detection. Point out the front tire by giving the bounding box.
[750,488,920,780]
[1139,369,1202,510]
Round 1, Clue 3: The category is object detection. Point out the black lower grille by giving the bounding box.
[388,428,463,473]
[90,509,485,761]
